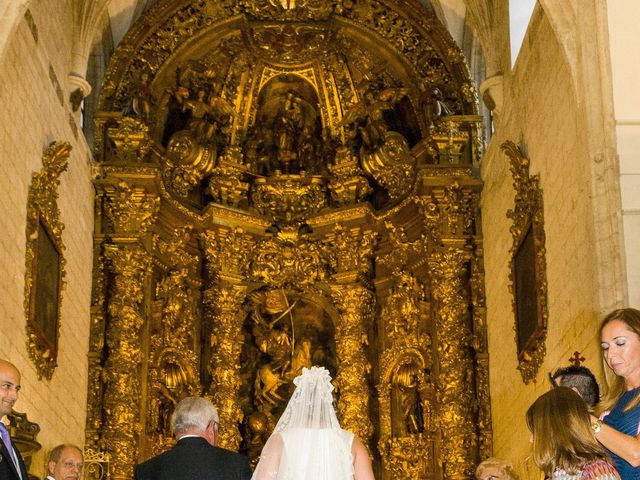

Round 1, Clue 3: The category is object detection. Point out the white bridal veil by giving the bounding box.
[251,366,355,480]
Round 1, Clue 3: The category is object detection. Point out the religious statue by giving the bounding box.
[246,411,270,468]
[259,90,320,174]
[275,92,303,172]
[419,80,452,128]
[244,125,274,176]
[129,71,155,123]
[249,290,296,406]
[342,84,408,153]
[177,86,235,145]
[391,362,424,436]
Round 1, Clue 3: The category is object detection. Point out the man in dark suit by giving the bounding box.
[0,359,29,480]
[135,396,252,480]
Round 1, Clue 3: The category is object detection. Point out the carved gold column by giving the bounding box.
[428,248,474,479]
[101,182,159,479]
[330,283,374,445]
[201,228,251,451]
[203,284,246,450]
[419,181,478,479]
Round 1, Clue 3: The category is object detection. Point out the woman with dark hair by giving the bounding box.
[527,387,619,479]
[593,307,640,478]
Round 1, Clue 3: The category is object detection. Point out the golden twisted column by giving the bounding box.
[429,247,475,479]
[203,283,247,450]
[418,180,480,478]
[99,181,159,479]
[330,283,374,445]
[102,244,152,479]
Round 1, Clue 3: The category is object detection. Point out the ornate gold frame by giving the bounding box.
[23,141,70,380]
[502,140,548,384]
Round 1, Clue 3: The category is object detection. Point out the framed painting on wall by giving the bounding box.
[502,140,549,384]
[28,216,62,357]
[23,141,70,380]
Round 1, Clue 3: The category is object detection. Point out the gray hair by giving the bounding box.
[172,397,218,436]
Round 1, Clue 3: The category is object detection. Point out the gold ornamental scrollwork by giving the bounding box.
[502,140,549,384]
[416,180,476,247]
[23,141,71,380]
[106,116,150,162]
[104,181,160,237]
[326,224,377,279]
[249,230,333,289]
[251,174,327,226]
[201,228,253,282]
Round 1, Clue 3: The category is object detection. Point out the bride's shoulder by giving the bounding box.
[337,428,355,445]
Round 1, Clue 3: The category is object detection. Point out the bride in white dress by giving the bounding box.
[251,366,375,480]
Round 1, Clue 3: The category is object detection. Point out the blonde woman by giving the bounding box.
[594,308,640,479]
[527,387,619,479]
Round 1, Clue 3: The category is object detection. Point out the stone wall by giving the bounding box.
[608,1,640,308]
[0,1,93,476]
[480,6,617,477]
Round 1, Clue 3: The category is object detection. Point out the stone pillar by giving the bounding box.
[330,283,374,445]
[203,284,247,450]
[100,182,159,479]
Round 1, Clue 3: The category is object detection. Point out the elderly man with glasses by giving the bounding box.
[45,445,83,480]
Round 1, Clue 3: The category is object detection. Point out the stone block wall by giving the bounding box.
[608,1,640,308]
[481,8,612,478]
[0,1,93,477]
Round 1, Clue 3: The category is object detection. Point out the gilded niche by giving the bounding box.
[88,1,490,478]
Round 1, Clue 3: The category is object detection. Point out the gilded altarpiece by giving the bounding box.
[87,1,491,478]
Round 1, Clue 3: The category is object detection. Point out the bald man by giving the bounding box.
[0,359,28,480]
[46,444,84,480]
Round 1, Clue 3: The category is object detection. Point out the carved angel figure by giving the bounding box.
[178,88,235,143]
[342,86,408,152]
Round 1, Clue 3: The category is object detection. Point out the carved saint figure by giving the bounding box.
[274,91,305,173]
[391,362,424,436]
[179,87,234,144]
[131,71,154,123]
[342,85,408,152]
[420,81,452,128]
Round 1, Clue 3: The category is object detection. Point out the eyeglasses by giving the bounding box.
[212,420,220,432]
[60,461,84,471]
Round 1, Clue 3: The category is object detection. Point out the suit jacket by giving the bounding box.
[135,437,252,480]
[0,431,29,480]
